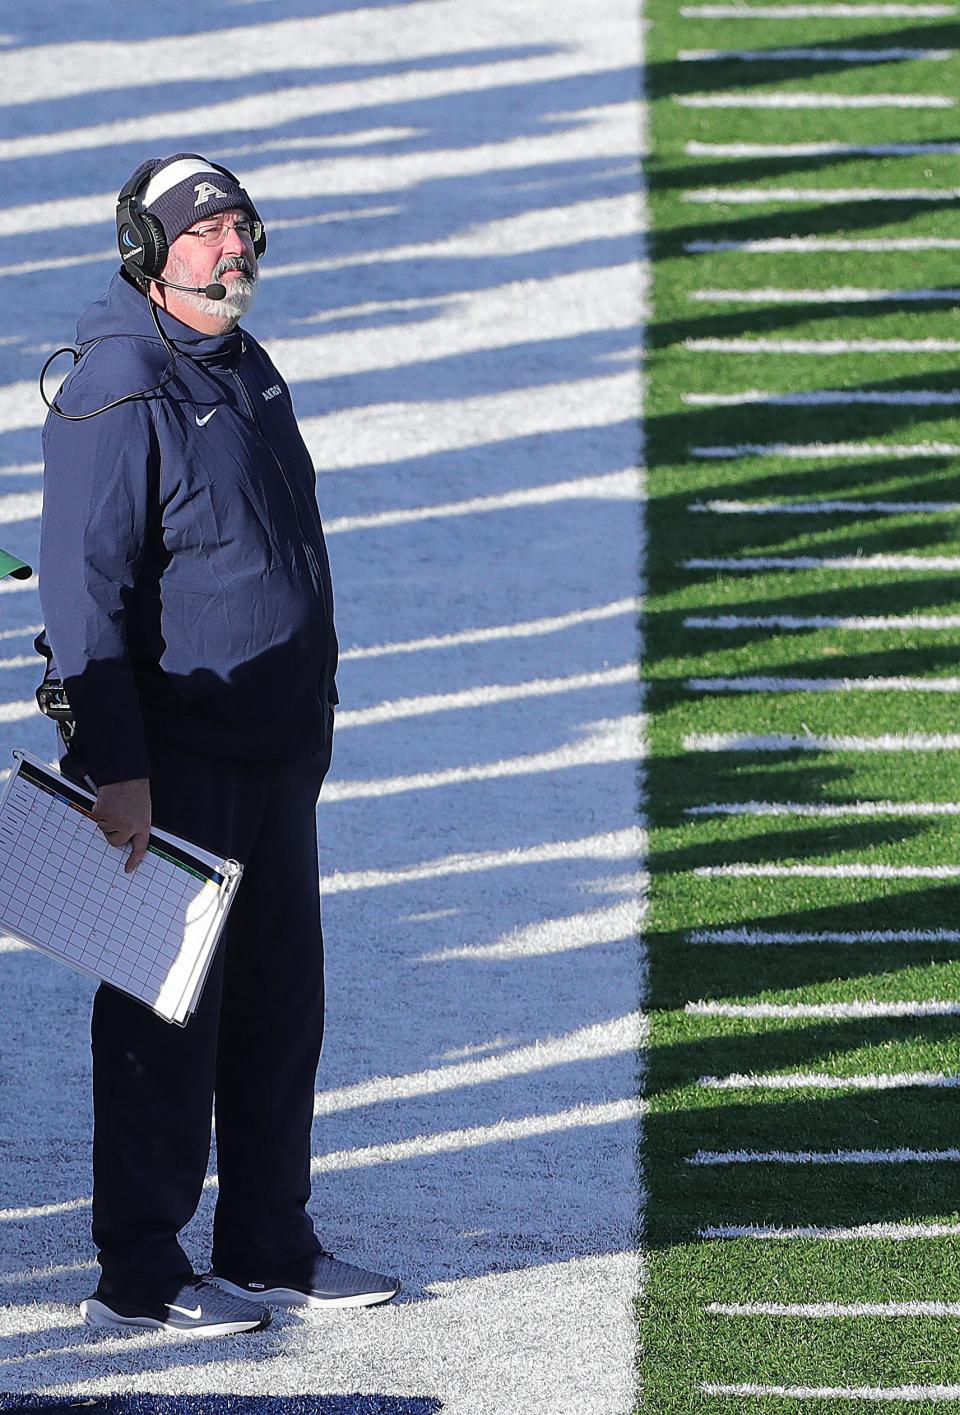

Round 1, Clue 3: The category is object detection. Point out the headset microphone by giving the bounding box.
[150,273,227,301]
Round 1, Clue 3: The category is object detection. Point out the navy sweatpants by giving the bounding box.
[64,732,330,1291]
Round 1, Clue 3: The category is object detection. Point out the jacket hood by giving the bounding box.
[76,269,243,362]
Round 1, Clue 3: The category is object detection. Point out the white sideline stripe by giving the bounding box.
[703,1384,960,1401]
[691,287,960,302]
[689,1149,960,1165]
[311,1098,640,1174]
[688,237,960,252]
[687,999,960,1019]
[0,461,41,477]
[694,499,960,518]
[692,442,960,458]
[709,1301,960,1316]
[695,863,960,878]
[690,928,960,944]
[702,1222,960,1238]
[686,614,960,630]
[314,1013,642,1115]
[684,187,960,204]
[0,700,37,723]
[687,676,960,692]
[325,471,637,534]
[687,337,960,352]
[0,654,35,670]
[699,1071,960,1089]
[688,140,960,156]
[686,392,960,406]
[678,46,955,58]
[686,731,960,752]
[685,800,960,816]
[682,3,958,12]
[678,92,953,107]
[422,900,643,961]
[0,622,42,642]
[0,1195,90,1221]
[322,716,637,802]
[685,554,960,570]
[0,1098,643,1224]
[340,598,638,660]
[0,491,41,524]
[336,665,635,728]
[323,827,646,894]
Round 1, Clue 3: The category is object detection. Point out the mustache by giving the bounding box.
[214,254,257,281]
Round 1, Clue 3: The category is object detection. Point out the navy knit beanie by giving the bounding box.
[122,153,260,245]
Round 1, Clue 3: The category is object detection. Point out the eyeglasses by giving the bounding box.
[181,217,262,247]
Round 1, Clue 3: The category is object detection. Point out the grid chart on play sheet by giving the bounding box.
[0,766,212,1014]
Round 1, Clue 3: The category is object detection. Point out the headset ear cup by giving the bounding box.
[137,211,168,280]
[253,226,266,260]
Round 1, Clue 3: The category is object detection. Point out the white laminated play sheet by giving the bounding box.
[0,749,242,1024]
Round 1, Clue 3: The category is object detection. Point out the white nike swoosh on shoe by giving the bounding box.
[165,1302,203,1318]
[195,410,218,426]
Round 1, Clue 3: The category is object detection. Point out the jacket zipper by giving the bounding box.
[228,367,325,591]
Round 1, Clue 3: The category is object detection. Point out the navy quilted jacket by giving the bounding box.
[39,271,338,786]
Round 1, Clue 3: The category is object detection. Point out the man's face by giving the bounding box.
[162,205,259,326]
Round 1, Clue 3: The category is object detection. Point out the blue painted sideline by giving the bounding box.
[0,1398,442,1414]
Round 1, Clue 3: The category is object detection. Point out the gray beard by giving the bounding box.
[164,251,259,325]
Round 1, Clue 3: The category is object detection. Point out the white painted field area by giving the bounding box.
[0,3,644,1411]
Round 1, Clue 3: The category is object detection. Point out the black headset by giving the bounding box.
[116,156,267,283]
[41,158,267,421]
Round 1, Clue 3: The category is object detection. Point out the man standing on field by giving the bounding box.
[39,153,400,1335]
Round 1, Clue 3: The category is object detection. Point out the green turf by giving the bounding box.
[641,6,960,1410]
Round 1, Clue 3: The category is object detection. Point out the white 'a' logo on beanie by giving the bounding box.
[194,181,229,206]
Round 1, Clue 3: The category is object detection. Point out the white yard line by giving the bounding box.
[681,3,958,12]
[678,46,955,58]
[688,140,960,155]
[678,93,953,107]
[695,863,960,878]
[689,1149,960,1164]
[685,800,960,816]
[699,1072,960,1090]
[685,393,960,406]
[690,498,960,511]
[685,614,960,630]
[686,336,960,352]
[686,999,960,1018]
[689,928,960,944]
[702,1384,960,1401]
[688,237,960,252]
[685,731,960,751]
[691,287,960,302]
[708,1301,960,1316]
[684,187,960,203]
[687,676,960,692]
[702,1222,960,1238]
[684,554,960,569]
[693,441,960,457]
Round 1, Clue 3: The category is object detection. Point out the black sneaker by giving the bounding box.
[210,1250,401,1309]
[80,1275,271,1335]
